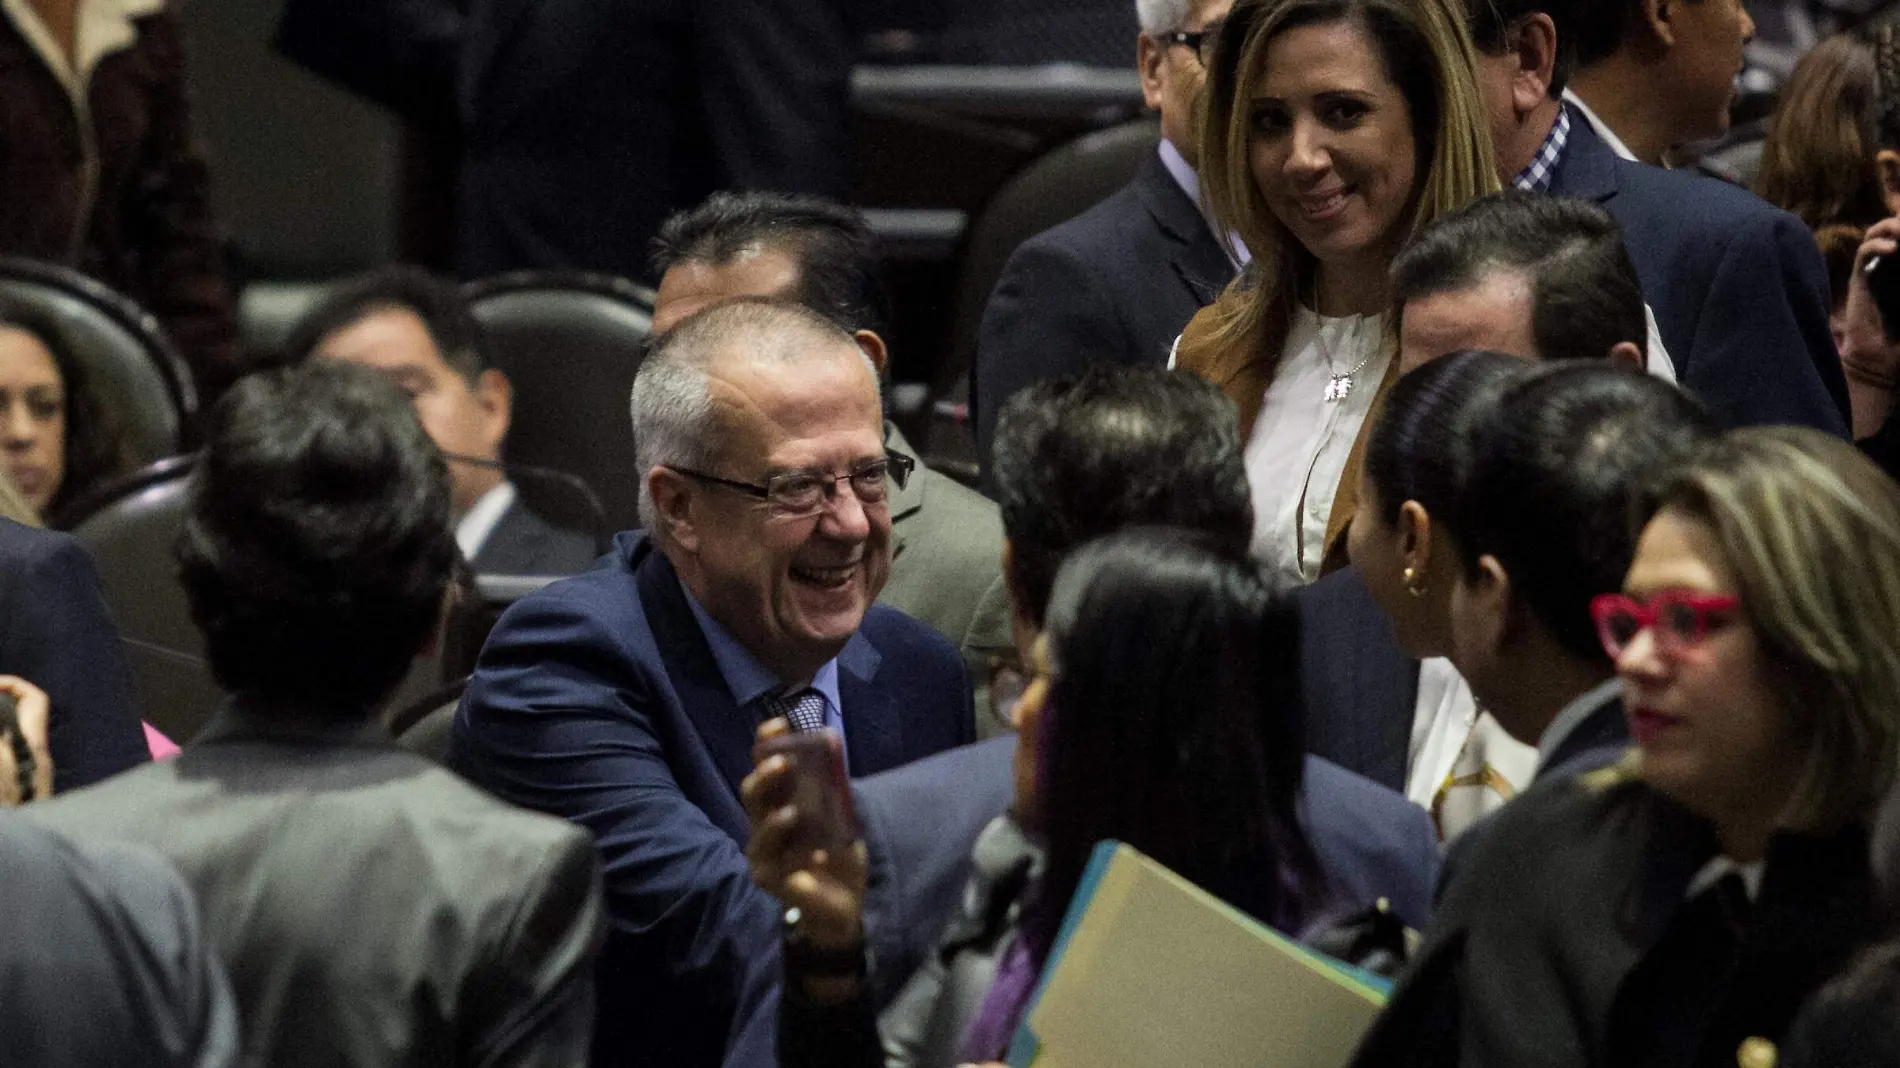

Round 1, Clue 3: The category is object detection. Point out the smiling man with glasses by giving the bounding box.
[452,297,974,1068]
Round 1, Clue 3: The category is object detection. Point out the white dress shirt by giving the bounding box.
[1405,658,1539,842]
[455,481,517,562]
[1244,307,1390,588]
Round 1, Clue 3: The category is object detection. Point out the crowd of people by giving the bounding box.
[4,0,1900,1066]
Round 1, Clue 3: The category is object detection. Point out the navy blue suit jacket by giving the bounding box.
[0,520,147,792]
[972,152,1236,479]
[1294,568,1418,794]
[451,532,973,1068]
[1550,116,1850,434]
[853,737,1441,1009]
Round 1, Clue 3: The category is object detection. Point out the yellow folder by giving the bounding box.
[1009,842,1387,1068]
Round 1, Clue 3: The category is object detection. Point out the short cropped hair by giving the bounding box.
[1465,0,1581,97]
[1135,0,1192,32]
[1391,192,1646,363]
[990,366,1253,625]
[1455,365,1717,664]
[1637,427,1900,832]
[178,362,457,713]
[650,192,891,339]
[280,265,488,384]
[629,298,870,532]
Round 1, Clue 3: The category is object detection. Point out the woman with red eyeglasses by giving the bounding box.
[1354,425,1900,1068]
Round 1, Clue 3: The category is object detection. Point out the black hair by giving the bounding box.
[1453,365,1717,663]
[1778,942,1900,1068]
[1392,192,1647,363]
[650,192,892,340]
[279,265,488,384]
[1363,350,1536,525]
[1569,0,1652,71]
[1025,527,1335,967]
[0,302,133,518]
[990,367,1253,625]
[177,361,457,713]
[1465,0,1581,97]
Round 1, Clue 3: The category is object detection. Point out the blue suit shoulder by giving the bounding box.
[1301,756,1440,930]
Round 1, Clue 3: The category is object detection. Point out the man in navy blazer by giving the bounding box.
[0,519,147,792]
[971,0,1238,479]
[1466,0,1849,435]
[452,300,973,1068]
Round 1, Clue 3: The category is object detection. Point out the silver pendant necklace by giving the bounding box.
[1320,317,1376,403]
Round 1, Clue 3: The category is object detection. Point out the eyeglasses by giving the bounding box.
[670,451,914,518]
[1154,22,1222,66]
[1590,591,1742,660]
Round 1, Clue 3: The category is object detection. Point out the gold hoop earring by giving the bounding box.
[1403,566,1428,599]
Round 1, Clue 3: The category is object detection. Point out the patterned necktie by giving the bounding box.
[765,686,828,734]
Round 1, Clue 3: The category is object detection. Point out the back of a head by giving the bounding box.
[1391,191,1646,363]
[179,362,456,712]
[1780,941,1900,1068]
[1639,427,1900,830]
[1466,0,1579,95]
[1034,527,1323,947]
[649,191,891,338]
[1363,349,1537,523]
[990,366,1252,623]
[1455,365,1717,664]
[1756,34,1889,232]
[280,265,487,383]
[630,298,869,532]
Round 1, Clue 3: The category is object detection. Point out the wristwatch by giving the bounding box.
[781,906,869,978]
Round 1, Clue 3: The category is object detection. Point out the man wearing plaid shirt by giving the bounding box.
[1463,0,1850,437]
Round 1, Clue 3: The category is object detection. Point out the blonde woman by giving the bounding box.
[1353,427,1900,1067]
[1173,0,1496,587]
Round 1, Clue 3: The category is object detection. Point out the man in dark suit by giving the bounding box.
[1465,0,1850,435]
[1301,191,1665,798]
[0,519,148,792]
[650,192,1016,731]
[286,266,597,576]
[33,362,605,1068]
[837,366,1440,1010]
[1563,0,1753,168]
[971,0,1238,475]
[456,0,855,281]
[273,0,462,127]
[452,299,974,1068]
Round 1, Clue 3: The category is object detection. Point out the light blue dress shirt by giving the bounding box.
[678,578,847,755]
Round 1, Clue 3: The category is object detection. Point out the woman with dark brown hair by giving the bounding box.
[0,306,133,524]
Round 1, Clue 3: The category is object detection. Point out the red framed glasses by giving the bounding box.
[1590,592,1742,659]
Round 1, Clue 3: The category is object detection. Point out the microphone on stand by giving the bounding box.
[439,452,611,554]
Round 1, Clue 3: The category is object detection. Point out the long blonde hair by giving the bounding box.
[1190,0,1498,366]
[1641,427,1900,831]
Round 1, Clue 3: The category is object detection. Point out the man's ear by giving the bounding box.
[1137,31,1166,112]
[475,368,513,450]
[1607,341,1645,373]
[1512,13,1560,115]
[853,330,890,378]
[648,467,702,555]
[1640,0,1677,50]
[1878,150,1900,217]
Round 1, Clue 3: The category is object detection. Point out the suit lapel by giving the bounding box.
[633,543,760,800]
[1543,697,1630,779]
[1546,110,1622,206]
[1131,154,1237,311]
[837,633,903,776]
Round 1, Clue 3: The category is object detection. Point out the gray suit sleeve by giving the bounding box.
[470,829,606,1068]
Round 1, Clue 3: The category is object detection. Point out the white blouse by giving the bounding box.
[1243,307,1391,589]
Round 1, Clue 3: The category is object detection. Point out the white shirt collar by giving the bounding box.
[2,0,164,100]
[1534,677,1623,771]
[1686,855,1765,903]
[455,481,517,562]
[1156,140,1250,268]
[1562,89,1642,164]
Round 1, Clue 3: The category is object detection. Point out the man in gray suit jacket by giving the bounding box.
[651,193,1016,731]
[32,362,604,1068]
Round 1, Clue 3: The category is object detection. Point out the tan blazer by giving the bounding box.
[1174,307,1399,577]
